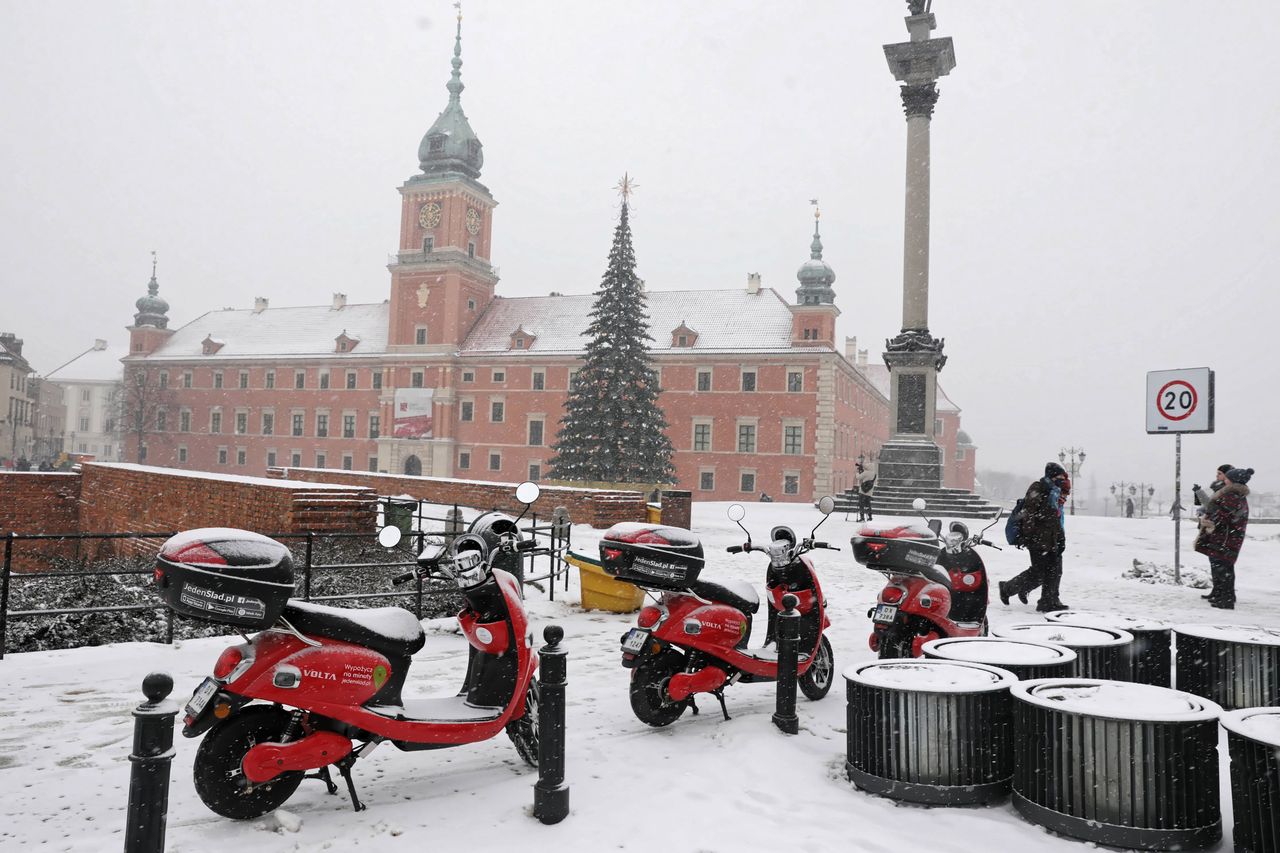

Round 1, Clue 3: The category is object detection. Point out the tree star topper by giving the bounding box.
[615,173,637,203]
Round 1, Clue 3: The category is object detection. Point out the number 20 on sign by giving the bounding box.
[1145,367,1215,434]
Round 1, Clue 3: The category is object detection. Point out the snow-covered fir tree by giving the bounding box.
[549,187,676,483]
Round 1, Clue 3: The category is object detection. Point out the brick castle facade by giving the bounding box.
[119,19,976,502]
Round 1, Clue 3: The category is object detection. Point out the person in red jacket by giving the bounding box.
[1195,466,1252,609]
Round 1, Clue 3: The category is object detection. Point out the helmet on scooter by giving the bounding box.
[445,533,492,589]
[944,521,969,554]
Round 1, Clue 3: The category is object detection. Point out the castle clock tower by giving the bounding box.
[382,9,496,477]
[388,9,498,353]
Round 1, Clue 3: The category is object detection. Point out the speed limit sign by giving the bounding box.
[1146,367,1214,434]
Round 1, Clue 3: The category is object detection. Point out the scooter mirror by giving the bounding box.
[726,503,746,522]
[377,525,402,548]
[515,481,541,505]
[817,495,835,515]
[912,498,927,512]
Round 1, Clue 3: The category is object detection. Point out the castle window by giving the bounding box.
[423,236,434,253]
[467,242,476,259]
[415,327,427,345]
[411,371,424,388]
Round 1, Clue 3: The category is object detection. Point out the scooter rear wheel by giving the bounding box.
[505,679,540,767]
[877,629,914,660]
[193,705,304,820]
[629,650,690,727]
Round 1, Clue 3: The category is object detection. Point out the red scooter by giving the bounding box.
[606,497,839,726]
[853,500,1002,659]
[154,482,544,819]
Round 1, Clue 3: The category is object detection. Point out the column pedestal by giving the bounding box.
[878,329,946,489]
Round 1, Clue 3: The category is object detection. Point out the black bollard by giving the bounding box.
[533,625,570,824]
[124,672,179,853]
[773,593,800,735]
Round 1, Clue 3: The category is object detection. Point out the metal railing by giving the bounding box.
[0,497,571,659]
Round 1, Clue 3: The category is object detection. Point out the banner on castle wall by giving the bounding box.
[393,388,434,439]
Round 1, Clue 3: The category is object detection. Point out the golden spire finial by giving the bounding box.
[810,198,821,219]
[615,173,638,202]
[453,0,461,22]
[150,249,157,277]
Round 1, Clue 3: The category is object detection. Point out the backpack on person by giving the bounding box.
[1005,498,1026,548]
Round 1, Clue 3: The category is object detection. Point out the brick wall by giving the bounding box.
[269,467,648,529]
[78,464,376,549]
[0,472,82,571]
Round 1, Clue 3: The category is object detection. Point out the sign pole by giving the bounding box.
[1173,433,1182,584]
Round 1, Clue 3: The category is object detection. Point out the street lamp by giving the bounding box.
[1059,447,1085,515]
[1110,481,1139,518]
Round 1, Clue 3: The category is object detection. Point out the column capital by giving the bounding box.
[900,82,940,119]
[884,329,947,372]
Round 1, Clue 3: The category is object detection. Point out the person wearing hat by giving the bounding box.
[1194,466,1253,609]
[999,462,1071,612]
[1192,464,1233,515]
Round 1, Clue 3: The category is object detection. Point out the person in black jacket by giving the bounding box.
[999,462,1070,612]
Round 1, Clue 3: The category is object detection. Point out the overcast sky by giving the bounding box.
[1,1,1276,496]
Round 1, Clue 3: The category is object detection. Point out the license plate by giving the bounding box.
[185,677,219,717]
[872,604,899,624]
[622,628,650,653]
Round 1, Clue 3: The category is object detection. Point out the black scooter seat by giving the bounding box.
[688,578,760,614]
[283,600,426,658]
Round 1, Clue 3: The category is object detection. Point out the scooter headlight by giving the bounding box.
[944,533,964,554]
[449,550,489,589]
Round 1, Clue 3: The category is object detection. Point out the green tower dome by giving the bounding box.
[417,13,483,179]
[133,256,170,329]
[795,216,836,305]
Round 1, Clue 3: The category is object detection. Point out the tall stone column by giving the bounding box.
[877,1,956,489]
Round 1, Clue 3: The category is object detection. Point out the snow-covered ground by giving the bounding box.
[3,502,1277,852]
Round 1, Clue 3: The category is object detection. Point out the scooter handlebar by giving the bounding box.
[726,545,744,554]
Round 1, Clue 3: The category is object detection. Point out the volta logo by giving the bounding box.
[303,668,337,682]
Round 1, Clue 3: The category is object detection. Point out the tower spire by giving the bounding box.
[796,201,836,305]
[447,2,464,104]
[416,0,483,178]
[133,250,170,328]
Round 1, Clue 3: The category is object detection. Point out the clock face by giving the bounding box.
[418,202,442,230]
[465,207,482,235]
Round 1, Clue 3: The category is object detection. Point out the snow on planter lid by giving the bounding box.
[844,659,1016,693]
[1221,707,1280,746]
[1046,610,1169,632]
[1012,678,1222,723]
[1174,623,1280,646]
[922,636,1076,666]
[992,622,1133,648]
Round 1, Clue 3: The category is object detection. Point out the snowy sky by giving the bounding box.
[1,1,1275,492]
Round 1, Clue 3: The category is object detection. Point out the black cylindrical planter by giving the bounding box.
[1174,624,1280,710]
[992,622,1133,680]
[845,659,1017,805]
[1048,610,1171,686]
[922,636,1075,681]
[1011,678,1222,850]
[1221,707,1280,853]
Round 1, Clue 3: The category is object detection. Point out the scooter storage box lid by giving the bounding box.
[599,522,704,590]
[154,528,295,630]
[851,523,942,574]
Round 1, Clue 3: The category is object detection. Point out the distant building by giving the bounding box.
[47,343,128,462]
[117,19,976,499]
[0,332,34,464]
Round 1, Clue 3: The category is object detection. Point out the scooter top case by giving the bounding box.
[851,522,945,580]
[154,528,294,630]
[599,522,704,591]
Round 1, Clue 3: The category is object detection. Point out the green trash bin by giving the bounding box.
[384,498,418,536]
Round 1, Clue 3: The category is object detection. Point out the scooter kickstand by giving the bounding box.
[712,689,731,721]
[688,696,699,716]
[304,765,339,795]
[334,756,366,812]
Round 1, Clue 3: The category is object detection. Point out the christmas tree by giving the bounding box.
[548,180,676,484]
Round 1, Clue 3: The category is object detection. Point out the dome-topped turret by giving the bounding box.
[957,430,974,446]
[417,11,483,179]
[795,214,836,305]
[133,254,170,329]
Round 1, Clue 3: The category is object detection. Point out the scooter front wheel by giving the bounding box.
[798,635,835,700]
[505,679,540,767]
[629,649,690,727]
[193,705,304,820]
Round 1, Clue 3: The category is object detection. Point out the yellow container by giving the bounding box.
[645,502,662,524]
[566,550,645,613]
